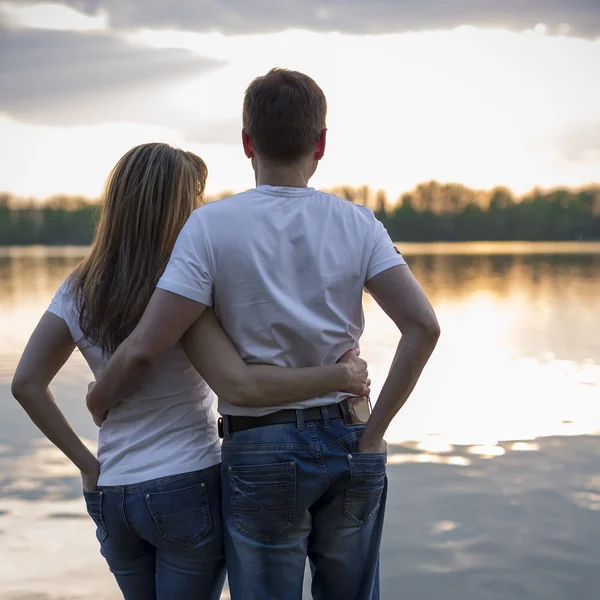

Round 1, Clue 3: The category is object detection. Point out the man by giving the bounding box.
[88,68,440,599]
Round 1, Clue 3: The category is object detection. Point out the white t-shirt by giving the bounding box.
[157,185,406,417]
[47,283,221,486]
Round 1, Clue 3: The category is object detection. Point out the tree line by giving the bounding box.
[327,182,600,242]
[1,182,599,245]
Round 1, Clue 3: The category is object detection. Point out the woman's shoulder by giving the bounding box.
[47,275,84,335]
[50,275,78,310]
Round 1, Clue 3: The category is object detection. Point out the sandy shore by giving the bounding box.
[2,434,600,600]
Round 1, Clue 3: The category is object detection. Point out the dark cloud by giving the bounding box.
[8,0,600,38]
[0,23,227,132]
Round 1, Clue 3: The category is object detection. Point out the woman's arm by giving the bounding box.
[11,312,100,490]
[181,309,370,407]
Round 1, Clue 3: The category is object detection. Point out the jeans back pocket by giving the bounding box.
[344,453,387,526]
[83,490,108,542]
[229,461,296,544]
[145,483,212,547]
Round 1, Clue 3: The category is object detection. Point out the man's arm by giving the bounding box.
[360,265,440,453]
[86,289,207,420]
[181,308,371,405]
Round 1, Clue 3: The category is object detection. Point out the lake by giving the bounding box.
[1,243,600,599]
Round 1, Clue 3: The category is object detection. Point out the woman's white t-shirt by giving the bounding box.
[47,281,221,487]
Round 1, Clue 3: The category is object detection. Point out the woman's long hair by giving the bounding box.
[69,143,208,354]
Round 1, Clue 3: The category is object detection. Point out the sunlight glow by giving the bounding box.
[0,117,187,199]
[467,445,506,458]
[0,24,599,198]
[387,453,472,467]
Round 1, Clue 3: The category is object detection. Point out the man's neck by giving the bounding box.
[255,160,311,188]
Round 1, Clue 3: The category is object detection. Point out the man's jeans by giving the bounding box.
[84,466,226,600]
[221,413,387,600]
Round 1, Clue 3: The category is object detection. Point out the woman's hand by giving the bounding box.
[80,456,100,492]
[337,349,371,397]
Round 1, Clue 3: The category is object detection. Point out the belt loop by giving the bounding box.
[223,415,232,441]
[296,409,305,431]
[320,406,331,429]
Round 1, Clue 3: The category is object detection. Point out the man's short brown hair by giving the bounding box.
[243,68,327,163]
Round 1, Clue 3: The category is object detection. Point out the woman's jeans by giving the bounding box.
[83,465,225,600]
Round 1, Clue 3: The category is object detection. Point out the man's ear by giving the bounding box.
[242,129,254,159]
[315,128,327,161]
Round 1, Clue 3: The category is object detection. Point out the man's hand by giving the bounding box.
[357,435,387,455]
[337,349,371,397]
[87,382,107,428]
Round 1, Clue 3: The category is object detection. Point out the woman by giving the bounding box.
[11,143,369,600]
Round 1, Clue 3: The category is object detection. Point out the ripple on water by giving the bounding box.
[431,520,459,534]
[569,482,600,511]
[467,445,506,458]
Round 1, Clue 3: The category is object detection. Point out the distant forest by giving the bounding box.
[1,181,599,245]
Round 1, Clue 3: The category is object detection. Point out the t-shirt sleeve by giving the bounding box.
[365,218,406,283]
[156,211,214,306]
[47,280,70,322]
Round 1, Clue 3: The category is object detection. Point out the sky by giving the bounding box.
[0,0,599,201]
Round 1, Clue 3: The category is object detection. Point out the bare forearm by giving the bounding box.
[87,290,208,417]
[14,385,97,472]
[182,309,365,407]
[230,363,351,407]
[363,328,438,442]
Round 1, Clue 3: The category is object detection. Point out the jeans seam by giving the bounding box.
[343,457,387,526]
[321,428,365,451]
[222,443,310,453]
[84,492,108,542]
[101,466,221,492]
[309,422,330,490]
[230,462,296,544]
[119,488,134,533]
[145,484,212,547]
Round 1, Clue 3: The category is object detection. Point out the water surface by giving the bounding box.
[1,243,599,599]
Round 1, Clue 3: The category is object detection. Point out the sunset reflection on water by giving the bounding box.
[2,244,600,461]
[1,243,599,599]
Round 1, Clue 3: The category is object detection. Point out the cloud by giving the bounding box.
[0,22,227,132]
[0,1,108,31]
[5,0,600,38]
[561,122,600,162]
[184,118,241,145]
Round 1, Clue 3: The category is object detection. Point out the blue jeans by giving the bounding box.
[83,466,226,600]
[221,414,387,600]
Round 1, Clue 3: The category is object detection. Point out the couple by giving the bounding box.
[12,68,440,600]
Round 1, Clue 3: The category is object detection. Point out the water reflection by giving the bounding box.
[2,243,599,452]
[0,437,96,501]
[1,243,600,599]
[362,247,600,446]
[0,496,120,599]
[381,434,600,599]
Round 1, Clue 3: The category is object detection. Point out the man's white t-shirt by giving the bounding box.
[157,185,406,417]
[47,283,222,486]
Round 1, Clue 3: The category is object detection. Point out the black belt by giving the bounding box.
[221,401,345,436]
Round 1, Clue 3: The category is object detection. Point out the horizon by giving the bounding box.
[2,179,600,208]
